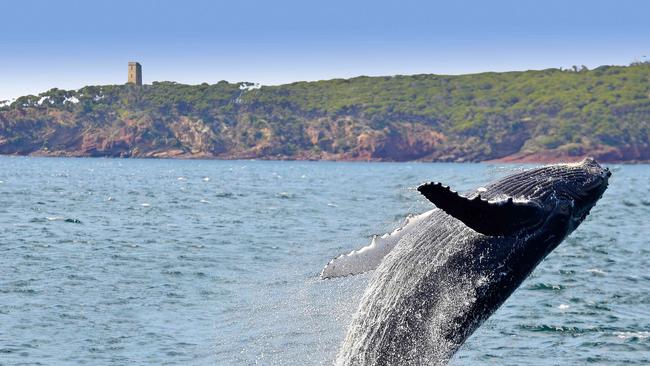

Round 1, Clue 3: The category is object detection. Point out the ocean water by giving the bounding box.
[0,157,648,365]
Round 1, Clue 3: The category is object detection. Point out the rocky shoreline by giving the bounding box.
[8,146,647,164]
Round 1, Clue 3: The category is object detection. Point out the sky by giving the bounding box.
[1,0,649,100]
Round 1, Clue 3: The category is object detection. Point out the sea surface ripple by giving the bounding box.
[0,157,647,365]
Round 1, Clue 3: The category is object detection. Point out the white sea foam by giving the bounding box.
[320,209,435,279]
[587,268,606,275]
[615,331,650,340]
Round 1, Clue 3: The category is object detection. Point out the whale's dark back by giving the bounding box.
[336,159,609,366]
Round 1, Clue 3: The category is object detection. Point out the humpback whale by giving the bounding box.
[330,158,610,365]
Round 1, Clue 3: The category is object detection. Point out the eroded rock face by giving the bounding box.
[0,109,647,162]
[354,125,446,161]
[168,117,225,155]
[0,111,229,159]
[492,143,650,163]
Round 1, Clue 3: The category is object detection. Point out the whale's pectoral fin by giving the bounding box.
[417,182,543,236]
[320,210,435,279]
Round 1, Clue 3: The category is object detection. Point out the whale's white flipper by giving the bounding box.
[320,209,434,279]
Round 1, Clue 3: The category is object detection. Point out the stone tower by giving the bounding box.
[127,62,142,85]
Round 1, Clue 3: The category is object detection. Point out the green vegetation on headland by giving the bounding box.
[1,63,649,162]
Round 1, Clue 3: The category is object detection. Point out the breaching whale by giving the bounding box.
[330,158,610,365]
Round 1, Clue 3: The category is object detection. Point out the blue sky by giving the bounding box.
[1,0,648,100]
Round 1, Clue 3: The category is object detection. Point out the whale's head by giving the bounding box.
[559,158,610,223]
[523,157,610,229]
[418,157,610,237]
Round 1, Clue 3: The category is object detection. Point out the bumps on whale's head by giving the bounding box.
[567,157,611,178]
[535,157,610,224]
[554,157,610,197]
[496,157,610,202]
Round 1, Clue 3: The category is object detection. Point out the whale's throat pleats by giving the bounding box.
[417,182,544,236]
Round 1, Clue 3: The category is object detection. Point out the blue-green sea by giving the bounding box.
[0,157,648,365]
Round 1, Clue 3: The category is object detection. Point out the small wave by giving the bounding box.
[66,274,97,281]
[614,331,650,340]
[587,268,606,276]
[558,304,570,310]
[276,192,294,199]
[161,270,183,276]
[528,283,565,291]
[141,203,150,207]
[9,288,38,295]
[585,302,611,311]
[166,292,185,299]
[43,216,81,224]
[519,324,583,334]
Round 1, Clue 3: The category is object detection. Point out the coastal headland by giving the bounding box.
[1,63,649,163]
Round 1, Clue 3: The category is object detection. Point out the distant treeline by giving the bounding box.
[0,63,649,162]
